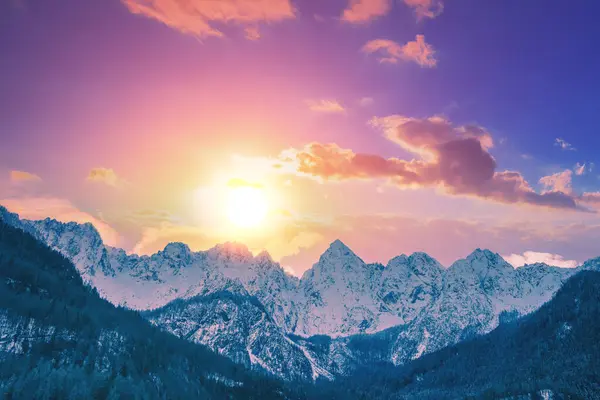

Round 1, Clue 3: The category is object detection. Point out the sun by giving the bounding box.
[226,186,268,228]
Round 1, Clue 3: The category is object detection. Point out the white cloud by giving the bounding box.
[504,251,579,269]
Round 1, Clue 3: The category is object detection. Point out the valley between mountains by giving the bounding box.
[2,204,596,385]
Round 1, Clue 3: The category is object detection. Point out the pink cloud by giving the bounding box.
[281,115,585,211]
[1,197,120,247]
[403,0,443,20]
[122,0,295,39]
[363,35,437,67]
[341,0,391,23]
[539,170,573,195]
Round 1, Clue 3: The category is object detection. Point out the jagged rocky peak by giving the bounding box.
[324,239,354,258]
[387,252,444,275]
[452,248,513,274]
[208,241,254,263]
[255,250,274,264]
[580,257,600,271]
[161,242,192,260]
[311,239,366,273]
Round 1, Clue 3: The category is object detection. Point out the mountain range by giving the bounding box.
[0,204,598,384]
[0,213,296,399]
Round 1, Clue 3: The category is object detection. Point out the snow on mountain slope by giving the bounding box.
[295,240,403,338]
[388,249,574,365]
[378,252,444,325]
[0,205,581,381]
[144,287,322,381]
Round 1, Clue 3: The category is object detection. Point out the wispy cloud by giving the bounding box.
[306,99,346,114]
[10,170,41,183]
[122,0,295,39]
[87,167,122,187]
[341,0,391,24]
[358,97,374,107]
[403,0,444,20]
[363,35,437,68]
[504,251,579,269]
[574,162,593,176]
[555,137,576,151]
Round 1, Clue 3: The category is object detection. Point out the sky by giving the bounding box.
[2,0,600,275]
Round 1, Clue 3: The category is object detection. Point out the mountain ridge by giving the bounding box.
[0,204,583,382]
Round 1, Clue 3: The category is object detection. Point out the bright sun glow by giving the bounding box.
[226,186,268,228]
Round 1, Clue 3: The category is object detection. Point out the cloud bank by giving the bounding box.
[279,115,588,211]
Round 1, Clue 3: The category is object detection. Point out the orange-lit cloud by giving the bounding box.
[403,0,443,20]
[10,170,41,182]
[87,167,121,187]
[306,99,346,114]
[122,0,295,39]
[279,115,585,211]
[539,170,573,195]
[341,0,391,23]
[363,35,437,67]
[1,197,119,246]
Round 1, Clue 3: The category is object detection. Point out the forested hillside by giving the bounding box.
[0,219,297,399]
[312,271,600,399]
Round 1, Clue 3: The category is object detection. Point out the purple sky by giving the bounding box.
[2,0,600,274]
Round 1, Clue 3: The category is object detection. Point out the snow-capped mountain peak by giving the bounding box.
[207,242,254,263]
[0,205,583,382]
[162,242,192,260]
